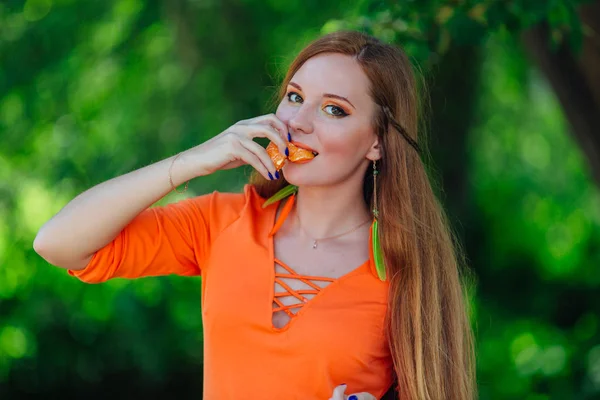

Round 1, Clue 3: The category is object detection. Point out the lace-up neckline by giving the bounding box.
[267,193,370,330]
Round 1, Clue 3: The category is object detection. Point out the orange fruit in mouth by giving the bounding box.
[287,143,315,162]
[266,142,315,170]
[266,142,287,171]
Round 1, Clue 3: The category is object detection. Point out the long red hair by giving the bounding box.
[250,30,476,399]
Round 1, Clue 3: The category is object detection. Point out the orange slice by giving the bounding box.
[266,142,287,171]
[288,143,315,162]
[266,142,316,171]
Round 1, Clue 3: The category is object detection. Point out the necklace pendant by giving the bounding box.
[312,240,318,249]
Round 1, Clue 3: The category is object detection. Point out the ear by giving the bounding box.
[366,136,382,161]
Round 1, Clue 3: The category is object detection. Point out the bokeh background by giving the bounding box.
[2,0,600,398]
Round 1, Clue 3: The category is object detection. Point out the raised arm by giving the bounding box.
[33,114,289,271]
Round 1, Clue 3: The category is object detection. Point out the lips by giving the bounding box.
[290,140,319,156]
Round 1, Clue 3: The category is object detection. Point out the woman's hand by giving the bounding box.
[329,384,377,400]
[185,113,289,180]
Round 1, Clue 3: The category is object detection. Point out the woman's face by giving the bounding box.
[276,52,380,187]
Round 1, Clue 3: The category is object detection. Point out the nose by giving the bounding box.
[287,103,314,136]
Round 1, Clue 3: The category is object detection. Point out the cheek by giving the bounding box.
[319,126,371,159]
[320,136,352,156]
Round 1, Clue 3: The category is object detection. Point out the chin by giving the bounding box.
[281,162,323,186]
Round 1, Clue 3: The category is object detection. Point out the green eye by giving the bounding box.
[324,105,348,117]
[287,92,303,103]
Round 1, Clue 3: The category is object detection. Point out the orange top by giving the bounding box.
[69,185,393,399]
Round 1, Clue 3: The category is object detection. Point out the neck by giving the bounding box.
[292,174,371,240]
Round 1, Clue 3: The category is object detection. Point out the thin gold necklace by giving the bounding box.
[295,211,371,249]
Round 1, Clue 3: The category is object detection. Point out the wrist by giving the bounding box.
[180,146,213,178]
[168,151,199,193]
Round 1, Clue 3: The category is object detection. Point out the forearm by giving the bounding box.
[33,151,197,269]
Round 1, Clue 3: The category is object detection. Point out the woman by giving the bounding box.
[34,31,476,399]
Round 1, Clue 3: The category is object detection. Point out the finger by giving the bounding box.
[244,113,288,140]
[331,384,347,400]
[238,138,280,177]
[236,124,289,156]
[243,114,289,156]
[232,140,273,181]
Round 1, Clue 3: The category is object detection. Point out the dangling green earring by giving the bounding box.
[262,184,298,208]
[371,160,386,281]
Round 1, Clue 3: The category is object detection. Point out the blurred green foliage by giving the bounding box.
[1,0,599,398]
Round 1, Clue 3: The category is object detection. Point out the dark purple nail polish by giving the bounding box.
[275,170,280,179]
[268,172,274,180]
[348,395,358,400]
[288,132,292,141]
[285,147,289,157]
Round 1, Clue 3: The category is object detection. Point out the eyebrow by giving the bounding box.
[288,82,356,110]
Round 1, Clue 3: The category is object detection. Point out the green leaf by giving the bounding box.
[262,184,298,208]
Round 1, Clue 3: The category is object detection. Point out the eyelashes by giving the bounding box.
[287,92,302,103]
[285,91,349,117]
[324,105,347,117]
